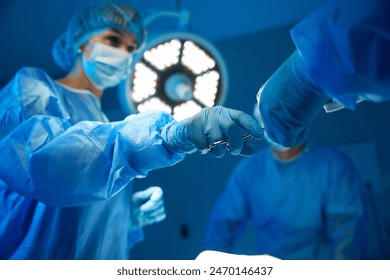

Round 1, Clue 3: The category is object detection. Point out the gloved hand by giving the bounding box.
[130,186,166,228]
[257,51,330,148]
[161,106,264,158]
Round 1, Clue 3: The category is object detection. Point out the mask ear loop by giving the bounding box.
[123,54,134,79]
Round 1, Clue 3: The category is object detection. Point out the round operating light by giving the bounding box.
[119,32,228,121]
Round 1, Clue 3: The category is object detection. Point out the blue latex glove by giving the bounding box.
[257,51,330,148]
[161,106,263,158]
[131,186,166,228]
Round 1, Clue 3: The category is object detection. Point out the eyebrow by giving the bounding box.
[110,29,138,45]
[110,29,124,37]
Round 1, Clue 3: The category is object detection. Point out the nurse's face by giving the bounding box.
[77,29,139,94]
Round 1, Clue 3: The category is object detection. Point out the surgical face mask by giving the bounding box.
[81,41,133,90]
[265,135,290,152]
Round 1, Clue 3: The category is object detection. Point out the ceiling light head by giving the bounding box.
[119,32,228,121]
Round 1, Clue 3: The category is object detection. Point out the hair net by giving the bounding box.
[52,1,146,71]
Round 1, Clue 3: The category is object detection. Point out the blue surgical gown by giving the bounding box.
[0,67,185,259]
[205,144,368,259]
[290,0,390,109]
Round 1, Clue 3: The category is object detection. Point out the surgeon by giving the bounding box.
[0,1,262,259]
[205,106,368,259]
[257,0,390,149]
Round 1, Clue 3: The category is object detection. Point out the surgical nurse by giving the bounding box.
[0,1,262,259]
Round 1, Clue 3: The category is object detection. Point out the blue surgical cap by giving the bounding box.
[52,1,146,71]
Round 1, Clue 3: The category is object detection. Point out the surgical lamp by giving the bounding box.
[119,11,228,121]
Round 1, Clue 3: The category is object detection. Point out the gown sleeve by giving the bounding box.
[0,68,185,207]
[291,0,390,108]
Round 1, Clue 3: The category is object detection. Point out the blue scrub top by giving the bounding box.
[205,144,368,259]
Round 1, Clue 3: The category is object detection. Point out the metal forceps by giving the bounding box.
[208,134,253,153]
